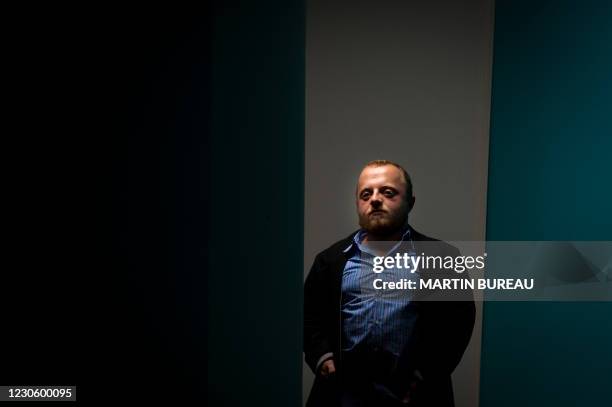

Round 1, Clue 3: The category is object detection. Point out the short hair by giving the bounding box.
[360,159,414,199]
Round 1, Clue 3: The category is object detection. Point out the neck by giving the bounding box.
[362,225,409,243]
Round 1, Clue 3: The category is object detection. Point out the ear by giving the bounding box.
[407,195,416,212]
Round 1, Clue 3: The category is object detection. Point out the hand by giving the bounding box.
[401,379,419,404]
[320,359,336,378]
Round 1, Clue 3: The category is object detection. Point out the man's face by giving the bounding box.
[356,165,410,236]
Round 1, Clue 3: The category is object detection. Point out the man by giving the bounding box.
[304,160,475,406]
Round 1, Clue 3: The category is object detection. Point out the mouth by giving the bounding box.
[369,210,386,216]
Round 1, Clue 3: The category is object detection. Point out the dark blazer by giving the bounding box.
[304,226,475,407]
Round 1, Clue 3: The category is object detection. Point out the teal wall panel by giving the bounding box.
[482,1,612,405]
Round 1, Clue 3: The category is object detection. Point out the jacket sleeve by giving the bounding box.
[304,253,335,375]
[417,246,476,380]
[418,297,475,379]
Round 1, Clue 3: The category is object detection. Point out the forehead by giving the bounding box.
[357,165,405,190]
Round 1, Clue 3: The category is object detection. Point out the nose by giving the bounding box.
[370,191,383,208]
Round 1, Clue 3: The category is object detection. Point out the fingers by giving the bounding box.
[402,380,419,404]
[321,359,336,377]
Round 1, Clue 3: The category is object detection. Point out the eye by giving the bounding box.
[360,190,371,200]
[383,189,397,198]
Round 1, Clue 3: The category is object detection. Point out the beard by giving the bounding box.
[358,204,409,237]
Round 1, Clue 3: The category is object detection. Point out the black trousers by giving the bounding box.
[336,348,411,407]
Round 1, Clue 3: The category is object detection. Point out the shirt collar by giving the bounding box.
[342,225,412,254]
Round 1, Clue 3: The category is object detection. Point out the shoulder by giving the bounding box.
[314,230,359,262]
[305,231,358,281]
[411,227,461,257]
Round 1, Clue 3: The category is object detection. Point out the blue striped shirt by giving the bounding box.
[341,227,419,357]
